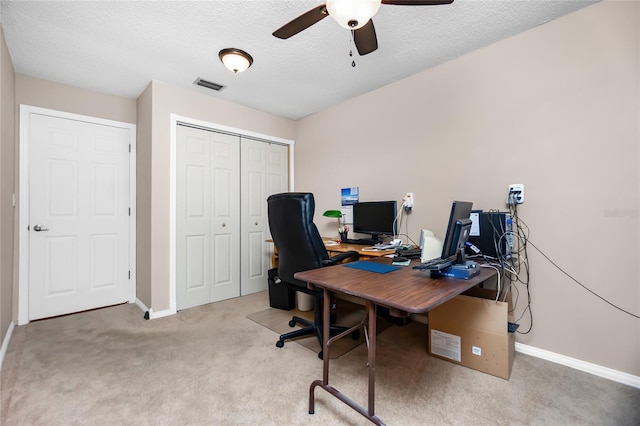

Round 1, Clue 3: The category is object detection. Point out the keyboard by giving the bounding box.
[343,238,381,246]
[412,256,456,271]
[396,248,422,259]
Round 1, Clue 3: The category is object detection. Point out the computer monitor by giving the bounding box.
[440,201,473,262]
[449,218,473,265]
[352,201,397,243]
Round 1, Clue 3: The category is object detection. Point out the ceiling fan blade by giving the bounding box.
[273,5,329,39]
[382,0,454,5]
[353,20,378,56]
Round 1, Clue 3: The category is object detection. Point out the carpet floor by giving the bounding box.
[1,291,638,425]
[246,300,391,359]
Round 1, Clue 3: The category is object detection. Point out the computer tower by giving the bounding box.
[267,268,295,310]
[467,212,512,260]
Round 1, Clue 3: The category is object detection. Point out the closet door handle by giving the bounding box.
[222,223,226,227]
[255,222,258,226]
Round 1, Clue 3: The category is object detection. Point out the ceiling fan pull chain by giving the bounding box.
[349,34,356,68]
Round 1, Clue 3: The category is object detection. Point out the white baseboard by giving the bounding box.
[0,321,15,371]
[515,342,640,389]
[147,307,175,319]
[134,298,149,315]
[134,298,175,320]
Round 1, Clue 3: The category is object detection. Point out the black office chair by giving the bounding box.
[267,192,359,359]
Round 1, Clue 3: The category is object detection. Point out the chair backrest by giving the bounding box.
[267,192,330,288]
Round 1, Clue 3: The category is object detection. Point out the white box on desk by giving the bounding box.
[428,288,515,380]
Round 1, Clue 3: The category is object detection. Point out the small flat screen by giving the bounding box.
[441,201,473,259]
[352,201,397,238]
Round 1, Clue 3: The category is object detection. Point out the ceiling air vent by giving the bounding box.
[194,78,225,91]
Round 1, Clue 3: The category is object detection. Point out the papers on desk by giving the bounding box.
[324,241,339,246]
[373,243,401,249]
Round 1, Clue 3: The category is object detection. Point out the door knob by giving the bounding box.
[33,225,50,232]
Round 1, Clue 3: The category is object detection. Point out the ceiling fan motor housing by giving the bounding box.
[272,0,456,56]
[326,0,382,30]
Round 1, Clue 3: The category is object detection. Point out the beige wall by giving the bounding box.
[139,80,295,312]
[15,75,137,124]
[0,27,16,346]
[295,1,639,376]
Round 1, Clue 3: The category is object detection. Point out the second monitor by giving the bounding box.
[352,201,397,244]
[433,200,479,279]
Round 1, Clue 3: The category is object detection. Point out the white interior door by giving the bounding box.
[240,140,288,295]
[28,113,132,320]
[176,125,240,310]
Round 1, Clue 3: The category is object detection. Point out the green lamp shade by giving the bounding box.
[322,210,342,218]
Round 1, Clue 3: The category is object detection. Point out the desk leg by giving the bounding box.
[309,289,384,425]
[366,300,377,417]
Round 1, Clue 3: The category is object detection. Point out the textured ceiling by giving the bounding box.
[1,0,597,120]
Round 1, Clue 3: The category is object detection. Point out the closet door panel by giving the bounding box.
[267,147,288,195]
[240,140,268,295]
[177,126,240,310]
[208,133,240,302]
[241,140,289,295]
[177,127,212,310]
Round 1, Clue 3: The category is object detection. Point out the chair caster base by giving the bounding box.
[288,319,296,327]
[276,339,284,348]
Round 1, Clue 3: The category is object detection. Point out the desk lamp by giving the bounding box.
[323,210,345,240]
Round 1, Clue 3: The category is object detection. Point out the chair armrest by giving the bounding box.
[322,250,359,266]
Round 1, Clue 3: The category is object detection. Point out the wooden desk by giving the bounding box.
[267,239,396,268]
[295,258,497,425]
[324,241,396,258]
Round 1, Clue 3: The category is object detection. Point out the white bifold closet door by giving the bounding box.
[241,138,288,295]
[177,125,241,310]
[176,125,288,310]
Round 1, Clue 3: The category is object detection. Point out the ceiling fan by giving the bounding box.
[273,0,454,56]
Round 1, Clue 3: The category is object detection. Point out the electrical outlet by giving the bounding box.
[403,192,414,211]
[506,184,524,205]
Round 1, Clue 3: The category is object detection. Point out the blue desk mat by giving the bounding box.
[342,261,400,274]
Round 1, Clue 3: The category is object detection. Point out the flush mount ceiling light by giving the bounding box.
[218,48,253,73]
[326,0,381,30]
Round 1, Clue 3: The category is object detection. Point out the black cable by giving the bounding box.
[528,240,640,320]
[509,200,532,333]
[397,233,419,247]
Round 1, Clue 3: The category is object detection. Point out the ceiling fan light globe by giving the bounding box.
[326,0,381,30]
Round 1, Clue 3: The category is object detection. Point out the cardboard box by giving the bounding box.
[428,288,515,380]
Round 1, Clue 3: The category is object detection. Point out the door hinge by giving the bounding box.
[128,207,131,216]
[129,144,131,153]
[128,271,131,279]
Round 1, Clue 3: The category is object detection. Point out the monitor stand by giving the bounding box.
[431,249,479,280]
[431,261,480,280]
